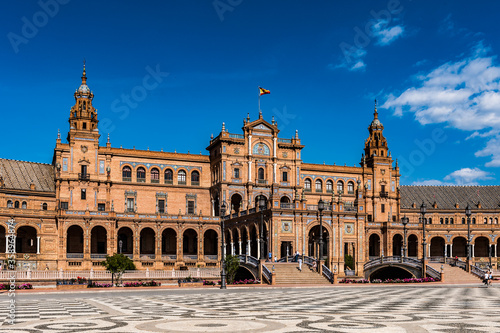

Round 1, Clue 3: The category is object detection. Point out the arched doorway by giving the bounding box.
[393,234,403,256]
[117,227,133,255]
[280,196,290,208]
[140,228,155,257]
[475,236,489,257]
[183,229,198,257]
[430,237,445,257]
[408,234,418,257]
[452,237,467,257]
[369,234,380,258]
[308,225,329,259]
[203,229,218,256]
[241,228,248,255]
[250,225,258,258]
[162,228,177,257]
[90,226,107,256]
[231,193,242,213]
[67,225,84,255]
[16,226,37,254]
[232,229,240,255]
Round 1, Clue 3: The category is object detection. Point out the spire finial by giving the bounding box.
[222,122,226,132]
[107,133,110,144]
[259,110,262,119]
[374,99,378,118]
[295,130,299,139]
[272,116,275,125]
[81,59,87,84]
[57,129,61,140]
[247,113,250,121]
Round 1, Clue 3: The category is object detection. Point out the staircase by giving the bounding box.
[269,262,331,285]
[428,263,481,284]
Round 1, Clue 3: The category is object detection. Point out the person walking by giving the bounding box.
[298,256,302,272]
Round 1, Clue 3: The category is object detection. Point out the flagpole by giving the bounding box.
[258,87,261,112]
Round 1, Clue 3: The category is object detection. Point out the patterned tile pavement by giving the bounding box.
[0,285,499,332]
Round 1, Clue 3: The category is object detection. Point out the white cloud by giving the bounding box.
[382,42,500,167]
[333,18,406,71]
[412,167,492,186]
[372,22,404,46]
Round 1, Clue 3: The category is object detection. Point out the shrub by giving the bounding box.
[203,280,216,286]
[88,282,113,288]
[233,279,260,285]
[123,280,159,287]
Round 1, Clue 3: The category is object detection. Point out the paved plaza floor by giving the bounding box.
[0,284,499,332]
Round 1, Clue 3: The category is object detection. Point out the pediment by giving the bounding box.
[253,123,272,131]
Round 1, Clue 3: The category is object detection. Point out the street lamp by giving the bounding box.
[220,201,227,289]
[402,215,408,257]
[465,203,471,267]
[318,198,325,261]
[259,196,266,260]
[119,239,123,254]
[420,202,427,277]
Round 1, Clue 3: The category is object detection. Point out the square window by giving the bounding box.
[98,203,105,211]
[187,200,195,214]
[158,199,165,214]
[60,201,68,210]
[381,204,385,213]
[81,189,86,200]
[127,198,135,212]
[282,171,288,182]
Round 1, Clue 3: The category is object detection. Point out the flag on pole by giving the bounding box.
[259,87,271,96]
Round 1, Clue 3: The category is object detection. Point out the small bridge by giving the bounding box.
[364,256,440,280]
[236,255,261,280]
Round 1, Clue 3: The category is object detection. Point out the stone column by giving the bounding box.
[257,239,260,259]
[238,241,242,255]
[36,236,40,254]
[231,242,234,255]
[449,244,453,257]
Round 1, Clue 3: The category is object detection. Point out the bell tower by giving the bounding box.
[363,100,389,167]
[67,62,99,143]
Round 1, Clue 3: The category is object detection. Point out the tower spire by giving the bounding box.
[82,59,87,85]
[374,99,378,119]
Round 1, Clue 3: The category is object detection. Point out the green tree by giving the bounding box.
[344,254,354,270]
[100,253,136,286]
[224,255,240,284]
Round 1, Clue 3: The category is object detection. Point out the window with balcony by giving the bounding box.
[337,181,344,194]
[315,179,322,192]
[187,200,195,214]
[178,170,186,185]
[234,168,240,179]
[191,171,200,186]
[326,180,333,193]
[122,166,132,181]
[60,201,68,210]
[79,165,89,181]
[282,171,288,182]
[151,168,160,183]
[98,203,105,211]
[165,169,173,184]
[137,167,146,182]
[127,198,135,212]
[304,178,311,192]
[158,199,165,214]
[257,168,266,184]
[347,181,354,194]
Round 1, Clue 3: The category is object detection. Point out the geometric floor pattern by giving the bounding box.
[0,285,499,332]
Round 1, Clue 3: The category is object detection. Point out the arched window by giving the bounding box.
[304,179,312,192]
[165,169,173,184]
[42,203,47,210]
[347,181,354,194]
[326,180,333,193]
[178,170,186,185]
[14,201,19,209]
[191,171,200,185]
[151,168,160,183]
[495,218,498,224]
[136,167,146,182]
[337,181,344,194]
[462,217,465,224]
[490,218,493,224]
[445,218,449,224]
[258,168,265,183]
[484,217,488,224]
[315,179,322,192]
[472,217,476,224]
[122,166,132,181]
[428,218,432,224]
[22,201,27,209]
[450,218,454,224]
[440,218,443,224]
[7,200,12,208]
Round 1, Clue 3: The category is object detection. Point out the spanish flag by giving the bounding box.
[259,87,271,96]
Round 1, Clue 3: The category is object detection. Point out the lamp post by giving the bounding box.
[318,198,325,261]
[220,201,227,289]
[259,197,266,260]
[402,215,408,258]
[465,203,471,271]
[420,202,427,277]
[119,239,123,254]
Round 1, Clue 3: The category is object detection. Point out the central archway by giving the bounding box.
[308,225,329,259]
[369,234,380,258]
[430,237,445,257]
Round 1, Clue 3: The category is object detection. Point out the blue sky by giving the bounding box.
[2,0,500,185]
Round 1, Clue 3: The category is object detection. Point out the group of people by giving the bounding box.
[483,270,493,286]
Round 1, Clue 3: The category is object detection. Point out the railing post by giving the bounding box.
[59,268,63,280]
[27,269,31,280]
[90,268,94,279]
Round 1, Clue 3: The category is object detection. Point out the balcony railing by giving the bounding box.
[304,188,311,192]
[278,138,292,143]
[151,179,159,183]
[78,173,90,181]
[191,181,200,186]
[90,254,107,259]
[140,254,155,260]
[178,181,186,185]
[183,255,198,261]
[164,180,173,185]
[67,253,84,259]
[162,254,177,261]
[380,191,389,198]
[137,178,146,183]
[229,133,244,139]
[280,203,294,209]
[257,179,267,185]
[122,177,132,182]
[204,255,218,261]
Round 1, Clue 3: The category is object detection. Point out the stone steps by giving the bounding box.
[428,263,480,283]
[268,263,331,285]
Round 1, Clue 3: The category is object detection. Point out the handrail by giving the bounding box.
[237,255,259,267]
[364,256,422,270]
[262,264,272,283]
[470,264,487,279]
[303,256,316,267]
[322,264,332,282]
[426,265,441,279]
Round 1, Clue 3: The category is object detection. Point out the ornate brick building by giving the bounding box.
[1,66,499,276]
